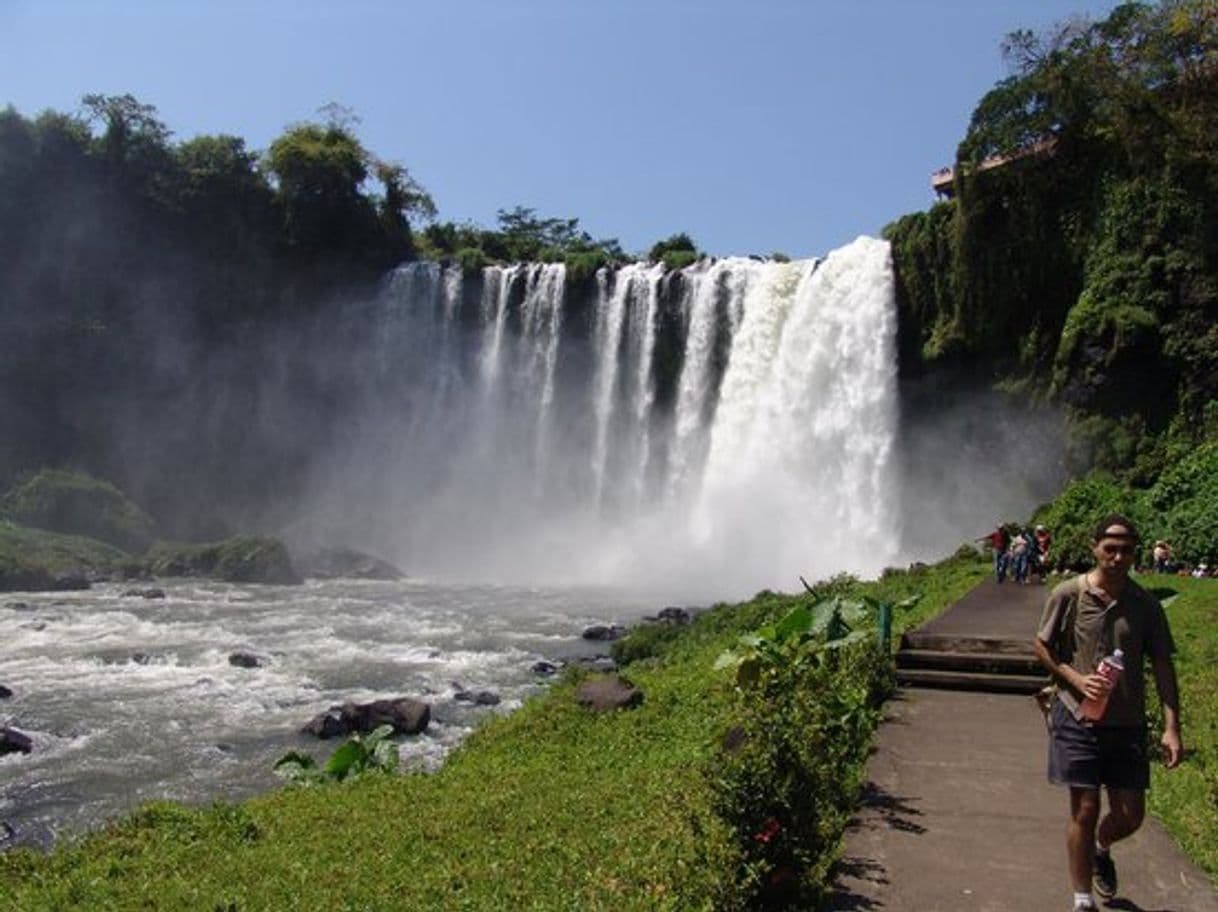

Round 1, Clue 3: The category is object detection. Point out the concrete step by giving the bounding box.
[896,649,1043,676]
[900,632,1035,656]
[895,668,1048,695]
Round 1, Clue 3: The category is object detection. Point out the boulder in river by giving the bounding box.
[302,697,430,739]
[582,624,627,642]
[0,727,33,756]
[0,684,12,699]
[531,660,560,676]
[454,689,501,706]
[228,651,269,669]
[123,587,166,599]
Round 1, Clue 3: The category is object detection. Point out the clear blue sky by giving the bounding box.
[2,0,1119,258]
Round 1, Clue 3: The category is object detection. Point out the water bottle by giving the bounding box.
[1080,649,1125,722]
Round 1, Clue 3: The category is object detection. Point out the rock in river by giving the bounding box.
[302,697,431,739]
[1,727,33,755]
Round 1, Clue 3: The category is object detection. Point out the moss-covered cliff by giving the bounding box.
[886,1,1218,477]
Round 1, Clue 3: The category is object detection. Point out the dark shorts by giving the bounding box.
[1048,698,1150,790]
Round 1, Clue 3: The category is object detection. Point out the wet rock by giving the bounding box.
[20,621,46,632]
[0,684,12,699]
[131,652,159,665]
[575,676,643,713]
[302,697,431,739]
[0,727,33,755]
[123,587,166,599]
[51,572,91,591]
[6,602,32,611]
[0,820,15,848]
[454,689,501,706]
[228,651,269,669]
[582,624,627,642]
[531,660,560,676]
[653,606,693,626]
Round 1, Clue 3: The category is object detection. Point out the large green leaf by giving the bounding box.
[774,605,814,643]
[324,740,364,779]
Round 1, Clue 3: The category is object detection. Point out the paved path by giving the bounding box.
[824,581,1218,912]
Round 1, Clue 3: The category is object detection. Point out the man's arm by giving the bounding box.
[1151,652,1183,769]
[1033,636,1107,700]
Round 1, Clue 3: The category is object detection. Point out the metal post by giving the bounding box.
[878,601,893,654]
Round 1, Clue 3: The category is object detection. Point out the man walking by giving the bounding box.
[1033,514,1183,912]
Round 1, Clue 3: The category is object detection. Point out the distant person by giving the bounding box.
[1035,524,1053,579]
[1033,514,1183,912]
[1191,562,1209,579]
[978,525,1010,583]
[1152,540,1173,574]
[1011,528,1032,584]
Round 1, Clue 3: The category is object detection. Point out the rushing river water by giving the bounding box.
[0,578,659,849]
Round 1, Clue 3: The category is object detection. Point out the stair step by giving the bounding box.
[896,668,1048,695]
[900,633,1035,656]
[896,649,1043,675]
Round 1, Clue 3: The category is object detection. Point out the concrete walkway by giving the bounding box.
[824,581,1218,912]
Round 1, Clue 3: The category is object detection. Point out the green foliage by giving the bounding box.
[563,247,611,283]
[274,725,399,786]
[610,620,686,666]
[647,232,700,272]
[145,535,300,584]
[0,469,155,553]
[711,631,892,906]
[1146,439,1218,563]
[452,245,489,276]
[0,519,128,591]
[1030,473,1152,569]
[418,207,622,273]
[889,0,1218,423]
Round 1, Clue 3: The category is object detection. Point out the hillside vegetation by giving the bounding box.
[888,0,1218,479]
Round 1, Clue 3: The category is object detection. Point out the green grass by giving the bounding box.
[1146,576,1218,877]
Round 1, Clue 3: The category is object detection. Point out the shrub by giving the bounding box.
[662,249,699,272]
[711,599,899,907]
[1031,474,1151,569]
[1146,440,1218,564]
[453,246,488,276]
[0,469,155,553]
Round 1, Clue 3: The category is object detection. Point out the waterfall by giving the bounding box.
[304,236,900,598]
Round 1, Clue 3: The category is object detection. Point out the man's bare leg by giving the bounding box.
[1069,787,1102,891]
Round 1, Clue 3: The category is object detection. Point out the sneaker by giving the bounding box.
[1093,850,1118,899]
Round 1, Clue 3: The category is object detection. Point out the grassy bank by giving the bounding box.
[1145,576,1218,877]
[0,554,988,910]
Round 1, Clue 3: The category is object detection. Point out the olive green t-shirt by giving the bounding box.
[1036,575,1175,726]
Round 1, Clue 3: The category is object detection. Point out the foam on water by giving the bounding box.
[0,578,649,846]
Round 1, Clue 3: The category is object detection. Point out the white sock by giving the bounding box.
[1074,891,1096,909]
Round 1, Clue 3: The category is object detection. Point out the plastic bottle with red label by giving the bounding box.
[1080,649,1125,722]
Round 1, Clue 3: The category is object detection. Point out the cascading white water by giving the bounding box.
[303,236,900,598]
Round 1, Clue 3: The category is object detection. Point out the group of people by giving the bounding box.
[1151,539,1215,577]
[979,523,1053,584]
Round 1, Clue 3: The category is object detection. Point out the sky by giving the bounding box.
[1,0,1122,259]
